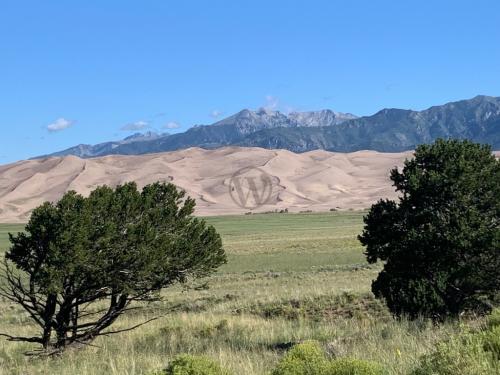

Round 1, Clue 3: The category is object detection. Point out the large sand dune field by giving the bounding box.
[0,147,497,223]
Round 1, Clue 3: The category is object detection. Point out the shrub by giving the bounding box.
[161,354,231,375]
[271,342,386,375]
[411,331,499,375]
[271,341,330,375]
[327,358,385,375]
[359,139,500,319]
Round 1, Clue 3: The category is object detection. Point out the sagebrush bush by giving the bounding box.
[327,358,385,375]
[158,354,231,375]
[411,331,499,375]
[271,341,330,375]
[271,341,386,375]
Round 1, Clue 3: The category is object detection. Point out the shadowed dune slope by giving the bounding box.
[1,147,498,222]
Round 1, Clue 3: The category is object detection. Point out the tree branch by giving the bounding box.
[0,333,43,343]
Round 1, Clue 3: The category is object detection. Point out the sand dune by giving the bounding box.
[1,147,498,223]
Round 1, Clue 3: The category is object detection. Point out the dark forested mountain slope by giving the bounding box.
[36,95,500,159]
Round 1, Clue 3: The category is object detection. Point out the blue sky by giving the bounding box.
[1,0,499,163]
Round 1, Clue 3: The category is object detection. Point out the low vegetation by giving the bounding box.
[246,292,389,322]
[410,312,500,375]
[0,139,498,375]
[156,354,231,375]
[0,211,472,374]
[271,341,385,375]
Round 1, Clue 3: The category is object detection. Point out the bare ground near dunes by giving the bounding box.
[1,147,498,223]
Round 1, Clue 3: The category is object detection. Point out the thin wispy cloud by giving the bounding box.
[163,121,180,129]
[263,95,279,111]
[283,105,297,115]
[121,120,149,131]
[47,118,74,132]
[210,110,224,119]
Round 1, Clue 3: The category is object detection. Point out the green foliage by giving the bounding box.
[412,311,500,375]
[359,139,500,319]
[482,326,500,360]
[328,358,385,375]
[1,182,226,351]
[271,341,386,375]
[486,308,500,329]
[0,211,474,375]
[411,330,499,375]
[271,341,330,375]
[159,354,231,375]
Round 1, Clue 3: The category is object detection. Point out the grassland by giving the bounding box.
[0,212,460,375]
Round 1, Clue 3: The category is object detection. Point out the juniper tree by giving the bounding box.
[359,139,500,319]
[0,182,226,353]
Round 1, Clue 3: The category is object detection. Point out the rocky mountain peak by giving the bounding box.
[33,95,500,159]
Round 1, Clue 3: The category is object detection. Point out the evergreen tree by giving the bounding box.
[0,182,226,353]
[359,139,500,319]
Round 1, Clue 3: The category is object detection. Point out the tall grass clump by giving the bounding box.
[411,311,500,375]
[486,308,500,329]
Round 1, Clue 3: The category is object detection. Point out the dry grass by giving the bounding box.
[0,213,461,374]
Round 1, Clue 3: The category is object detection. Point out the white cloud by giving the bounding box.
[210,109,224,119]
[47,118,74,132]
[263,95,279,111]
[121,120,149,131]
[163,121,180,129]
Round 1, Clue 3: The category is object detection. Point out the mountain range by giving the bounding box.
[37,95,500,159]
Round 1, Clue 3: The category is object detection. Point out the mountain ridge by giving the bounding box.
[36,95,500,159]
[237,95,500,152]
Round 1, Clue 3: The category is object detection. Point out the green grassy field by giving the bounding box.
[0,225,23,253]
[0,213,459,375]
